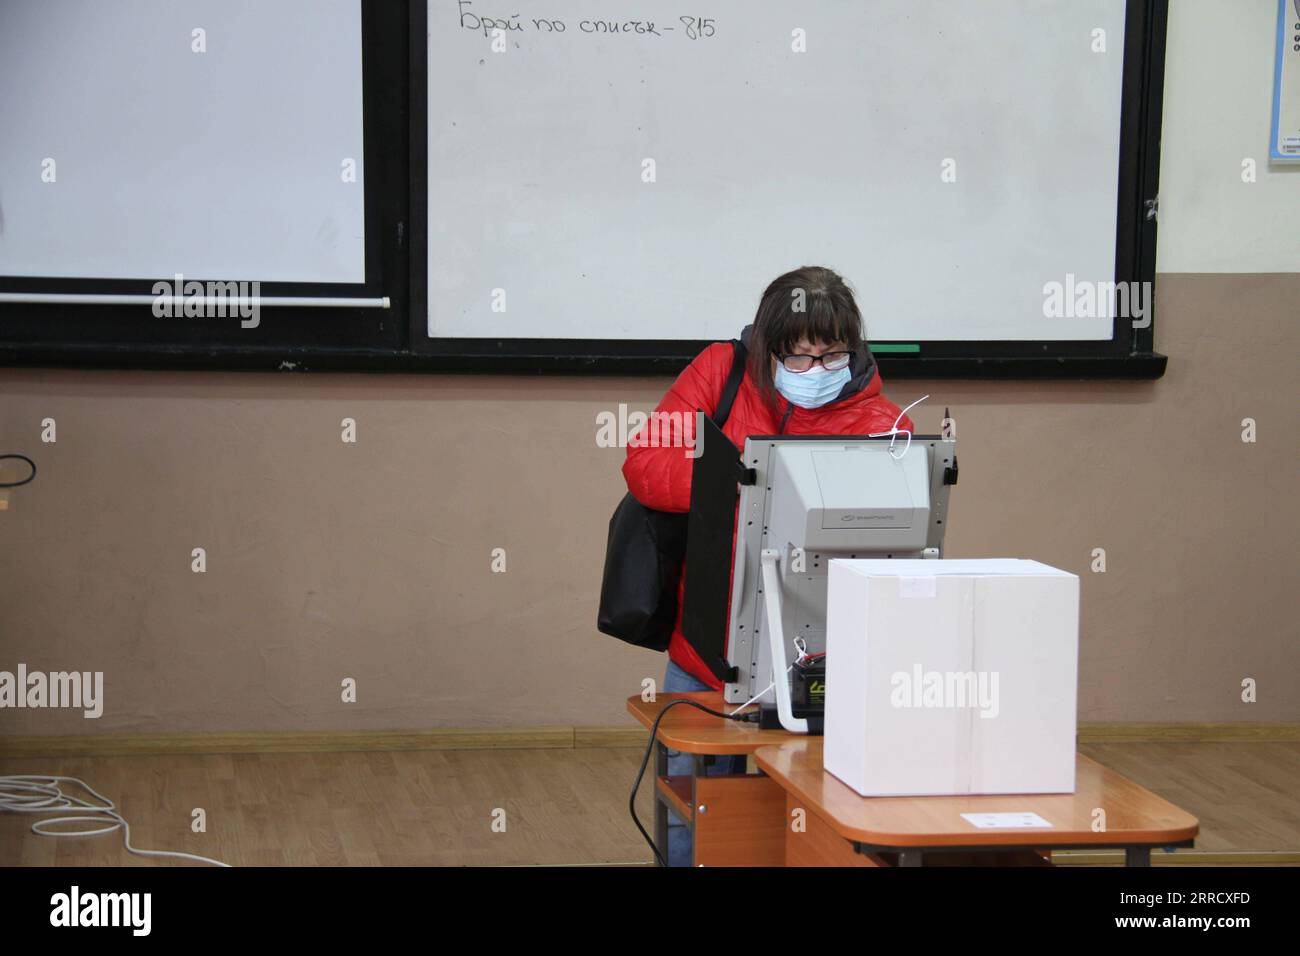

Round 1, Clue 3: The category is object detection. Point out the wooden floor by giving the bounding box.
[1074,741,1300,862]
[1,742,1296,866]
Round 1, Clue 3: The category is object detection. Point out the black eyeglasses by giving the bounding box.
[774,350,852,373]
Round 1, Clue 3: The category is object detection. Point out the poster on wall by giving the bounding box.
[1273,0,1300,159]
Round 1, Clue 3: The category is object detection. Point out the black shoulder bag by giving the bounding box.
[596,340,748,651]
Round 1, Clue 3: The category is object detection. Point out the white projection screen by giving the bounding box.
[0,0,366,284]
[426,0,1128,343]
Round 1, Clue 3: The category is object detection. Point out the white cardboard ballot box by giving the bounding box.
[824,559,1079,797]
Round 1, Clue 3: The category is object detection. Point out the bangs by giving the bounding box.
[767,288,863,355]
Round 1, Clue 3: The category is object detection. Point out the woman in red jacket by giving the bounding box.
[622,265,915,865]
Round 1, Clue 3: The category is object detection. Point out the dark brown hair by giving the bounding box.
[746,266,866,411]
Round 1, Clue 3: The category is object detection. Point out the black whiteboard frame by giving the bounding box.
[0,0,410,369]
[408,0,1168,379]
[0,0,1167,379]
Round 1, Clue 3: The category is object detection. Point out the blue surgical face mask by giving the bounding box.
[774,362,851,409]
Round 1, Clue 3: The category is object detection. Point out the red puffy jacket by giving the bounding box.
[622,329,915,689]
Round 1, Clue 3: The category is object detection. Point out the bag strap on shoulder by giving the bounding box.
[713,339,748,429]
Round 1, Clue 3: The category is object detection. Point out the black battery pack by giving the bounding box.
[758,655,826,734]
[791,656,826,711]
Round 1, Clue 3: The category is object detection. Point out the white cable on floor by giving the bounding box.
[0,774,230,867]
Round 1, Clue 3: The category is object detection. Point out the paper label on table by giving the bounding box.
[960,812,1053,829]
[898,576,937,598]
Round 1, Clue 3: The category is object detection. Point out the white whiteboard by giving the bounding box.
[427,0,1126,342]
[0,0,366,284]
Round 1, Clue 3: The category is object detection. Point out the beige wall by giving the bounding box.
[1,272,1296,734]
[2,0,1297,740]
[1158,0,1300,272]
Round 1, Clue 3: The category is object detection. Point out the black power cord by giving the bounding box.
[629,697,756,867]
[0,454,36,488]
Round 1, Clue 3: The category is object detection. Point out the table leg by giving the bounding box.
[690,755,710,866]
[898,849,923,867]
[654,739,668,866]
[1125,846,1151,867]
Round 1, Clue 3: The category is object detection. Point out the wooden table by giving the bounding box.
[628,693,1200,867]
[757,737,1199,866]
[626,691,790,866]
